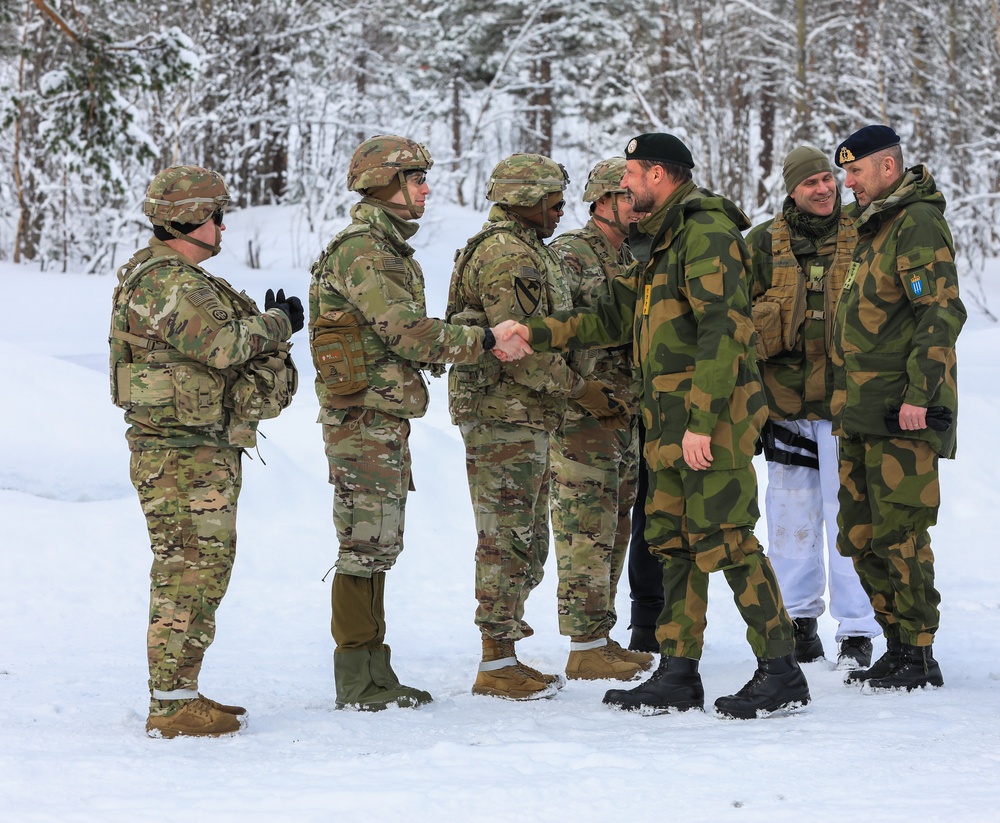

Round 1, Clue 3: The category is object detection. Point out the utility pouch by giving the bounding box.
[449,308,501,389]
[230,352,299,420]
[169,364,226,426]
[311,311,369,395]
[751,300,783,359]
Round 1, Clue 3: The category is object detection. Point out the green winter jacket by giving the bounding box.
[831,165,966,457]
[526,181,767,471]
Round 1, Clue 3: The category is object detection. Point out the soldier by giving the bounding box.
[506,133,810,719]
[309,135,529,712]
[110,165,302,738]
[548,157,652,681]
[447,153,630,700]
[747,146,880,669]
[831,125,966,691]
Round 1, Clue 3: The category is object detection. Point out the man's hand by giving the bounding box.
[571,379,631,430]
[682,430,713,470]
[265,288,305,333]
[500,320,532,347]
[897,402,928,431]
[491,319,533,362]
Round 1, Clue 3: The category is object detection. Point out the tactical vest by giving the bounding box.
[446,219,571,431]
[109,247,296,447]
[309,220,432,420]
[754,210,856,420]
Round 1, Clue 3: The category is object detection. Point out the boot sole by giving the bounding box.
[860,680,944,695]
[604,699,704,715]
[714,697,810,720]
[146,715,247,738]
[471,684,559,701]
[566,669,643,682]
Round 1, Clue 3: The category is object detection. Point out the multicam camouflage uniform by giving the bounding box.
[112,230,294,714]
[310,135,495,710]
[831,165,966,648]
[747,195,879,647]
[526,180,796,661]
[549,219,640,644]
[448,203,580,641]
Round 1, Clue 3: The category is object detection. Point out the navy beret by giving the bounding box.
[624,133,695,170]
[835,125,900,167]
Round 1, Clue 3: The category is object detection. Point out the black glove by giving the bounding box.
[265,288,304,333]
[884,405,953,433]
[571,379,632,430]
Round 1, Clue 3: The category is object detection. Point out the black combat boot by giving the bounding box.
[836,636,874,670]
[793,617,825,663]
[844,635,902,685]
[714,655,811,719]
[627,624,659,654]
[603,655,704,713]
[864,644,943,692]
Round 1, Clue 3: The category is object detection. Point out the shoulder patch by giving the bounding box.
[375,256,407,273]
[184,287,231,328]
[513,266,543,317]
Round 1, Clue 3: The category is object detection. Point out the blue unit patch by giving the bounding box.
[910,273,924,297]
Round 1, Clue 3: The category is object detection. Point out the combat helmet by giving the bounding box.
[144,165,229,228]
[348,135,433,218]
[583,157,626,202]
[486,154,568,207]
[143,165,229,256]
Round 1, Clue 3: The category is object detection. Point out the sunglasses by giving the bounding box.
[211,208,225,226]
[405,171,427,185]
[550,200,565,211]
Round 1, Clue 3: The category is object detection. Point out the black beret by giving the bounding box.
[624,133,695,169]
[835,125,900,167]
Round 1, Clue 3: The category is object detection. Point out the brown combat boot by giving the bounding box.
[198,693,247,715]
[146,697,244,739]
[472,637,558,701]
[606,637,655,671]
[566,638,643,681]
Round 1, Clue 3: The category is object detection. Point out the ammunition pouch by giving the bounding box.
[751,299,784,359]
[448,308,501,390]
[230,348,298,421]
[311,311,369,396]
[115,352,226,427]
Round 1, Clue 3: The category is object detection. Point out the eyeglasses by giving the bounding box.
[211,208,225,226]
[550,200,565,212]
[405,171,427,185]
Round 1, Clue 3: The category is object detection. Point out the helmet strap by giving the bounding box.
[164,221,221,257]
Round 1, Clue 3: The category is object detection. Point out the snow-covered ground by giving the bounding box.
[2,201,999,822]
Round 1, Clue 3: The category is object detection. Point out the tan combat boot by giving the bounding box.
[146,696,244,738]
[198,693,247,715]
[606,637,655,671]
[472,637,558,700]
[566,638,643,681]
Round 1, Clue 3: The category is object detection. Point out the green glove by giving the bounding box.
[570,379,631,430]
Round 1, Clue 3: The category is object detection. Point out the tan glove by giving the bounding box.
[570,379,631,430]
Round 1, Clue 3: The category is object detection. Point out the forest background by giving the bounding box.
[2,0,999,317]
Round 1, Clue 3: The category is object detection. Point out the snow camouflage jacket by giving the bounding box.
[549,218,640,411]
[525,181,767,472]
[830,165,967,458]
[111,238,294,451]
[446,204,581,432]
[309,200,486,422]
[747,199,858,421]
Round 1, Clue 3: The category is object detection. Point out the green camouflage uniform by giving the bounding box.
[447,204,583,641]
[309,200,488,579]
[526,181,795,660]
[112,238,294,710]
[548,219,640,641]
[831,165,966,647]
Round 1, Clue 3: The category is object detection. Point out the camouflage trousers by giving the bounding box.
[130,445,241,707]
[645,463,794,660]
[550,410,638,640]
[460,421,550,641]
[323,408,411,578]
[837,436,941,646]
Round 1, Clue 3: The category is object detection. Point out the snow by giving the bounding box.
[2,201,999,822]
